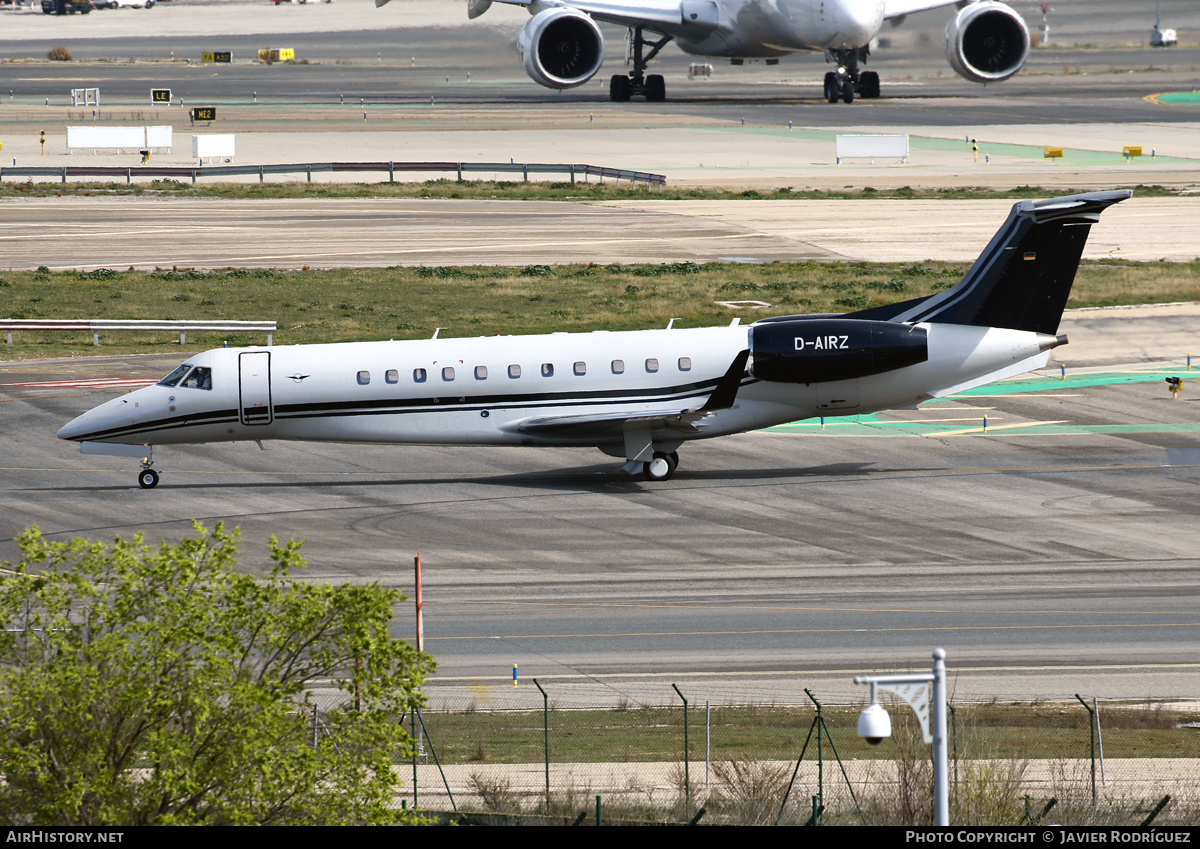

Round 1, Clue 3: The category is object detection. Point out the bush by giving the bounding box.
[0,522,436,825]
[47,46,73,62]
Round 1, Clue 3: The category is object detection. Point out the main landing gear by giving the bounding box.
[138,461,160,489]
[618,445,682,481]
[823,46,880,104]
[610,27,672,102]
[642,451,680,481]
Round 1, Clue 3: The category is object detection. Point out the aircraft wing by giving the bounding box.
[883,0,964,21]
[377,0,714,34]
[508,408,709,439]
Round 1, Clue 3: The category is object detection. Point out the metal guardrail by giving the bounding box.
[1,319,277,346]
[0,161,666,188]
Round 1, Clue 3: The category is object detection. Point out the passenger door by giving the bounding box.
[238,351,273,426]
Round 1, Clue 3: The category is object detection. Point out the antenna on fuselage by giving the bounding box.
[432,327,445,339]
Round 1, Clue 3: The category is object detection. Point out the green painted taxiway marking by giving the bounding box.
[765,420,1200,438]
[950,368,1196,396]
[763,368,1200,435]
[1147,91,1200,106]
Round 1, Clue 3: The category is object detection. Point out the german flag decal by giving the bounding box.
[1023,251,1037,261]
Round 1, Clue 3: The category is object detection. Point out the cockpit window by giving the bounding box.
[157,364,192,387]
[182,366,212,390]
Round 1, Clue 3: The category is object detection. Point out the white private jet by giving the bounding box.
[59,190,1129,488]
[375,0,1032,102]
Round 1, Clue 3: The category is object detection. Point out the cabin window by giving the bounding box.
[508,364,522,379]
[357,371,371,386]
[442,367,455,381]
[573,361,586,376]
[385,369,399,384]
[678,357,692,372]
[611,359,624,375]
[645,358,659,373]
[475,365,488,380]
[157,364,192,388]
[183,367,212,390]
[413,368,427,383]
[541,363,554,378]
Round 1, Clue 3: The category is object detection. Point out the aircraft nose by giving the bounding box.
[58,408,100,442]
[830,0,884,47]
[57,392,141,442]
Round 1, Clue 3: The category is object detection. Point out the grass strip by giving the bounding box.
[2,259,1197,360]
[415,701,1200,765]
[0,179,1186,201]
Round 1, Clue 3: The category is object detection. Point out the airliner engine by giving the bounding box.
[750,319,928,384]
[518,7,605,89]
[944,0,1030,84]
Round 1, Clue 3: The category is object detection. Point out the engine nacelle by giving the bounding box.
[518,7,605,90]
[944,0,1029,84]
[750,319,928,384]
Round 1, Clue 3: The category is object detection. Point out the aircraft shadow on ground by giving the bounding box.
[53,460,881,494]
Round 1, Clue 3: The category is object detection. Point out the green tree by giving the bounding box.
[0,522,435,825]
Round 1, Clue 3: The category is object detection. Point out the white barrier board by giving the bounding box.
[835,134,909,160]
[66,126,146,151]
[145,126,173,149]
[192,134,235,159]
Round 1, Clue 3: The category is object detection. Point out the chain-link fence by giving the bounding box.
[307,685,1200,826]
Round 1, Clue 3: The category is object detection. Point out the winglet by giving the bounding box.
[700,349,750,412]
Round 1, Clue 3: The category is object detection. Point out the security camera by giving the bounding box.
[857,702,892,746]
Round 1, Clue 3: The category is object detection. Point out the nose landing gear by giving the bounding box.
[823,47,881,103]
[138,462,160,489]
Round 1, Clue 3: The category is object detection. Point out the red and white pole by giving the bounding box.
[414,551,424,653]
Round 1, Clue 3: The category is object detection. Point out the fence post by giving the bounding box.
[415,708,457,812]
[705,700,710,799]
[535,678,550,810]
[1075,694,1097,813]
[949,701,958,821]
[412,709,419,809]
[673,684,689,812]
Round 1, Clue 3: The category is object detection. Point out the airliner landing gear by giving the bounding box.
[610,27,672,102]
[138,463,159,489]
[824,47,880,103]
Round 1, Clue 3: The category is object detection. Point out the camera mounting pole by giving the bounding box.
[854,648,949,826]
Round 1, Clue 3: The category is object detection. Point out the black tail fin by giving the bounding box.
[847,190,1131,334]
